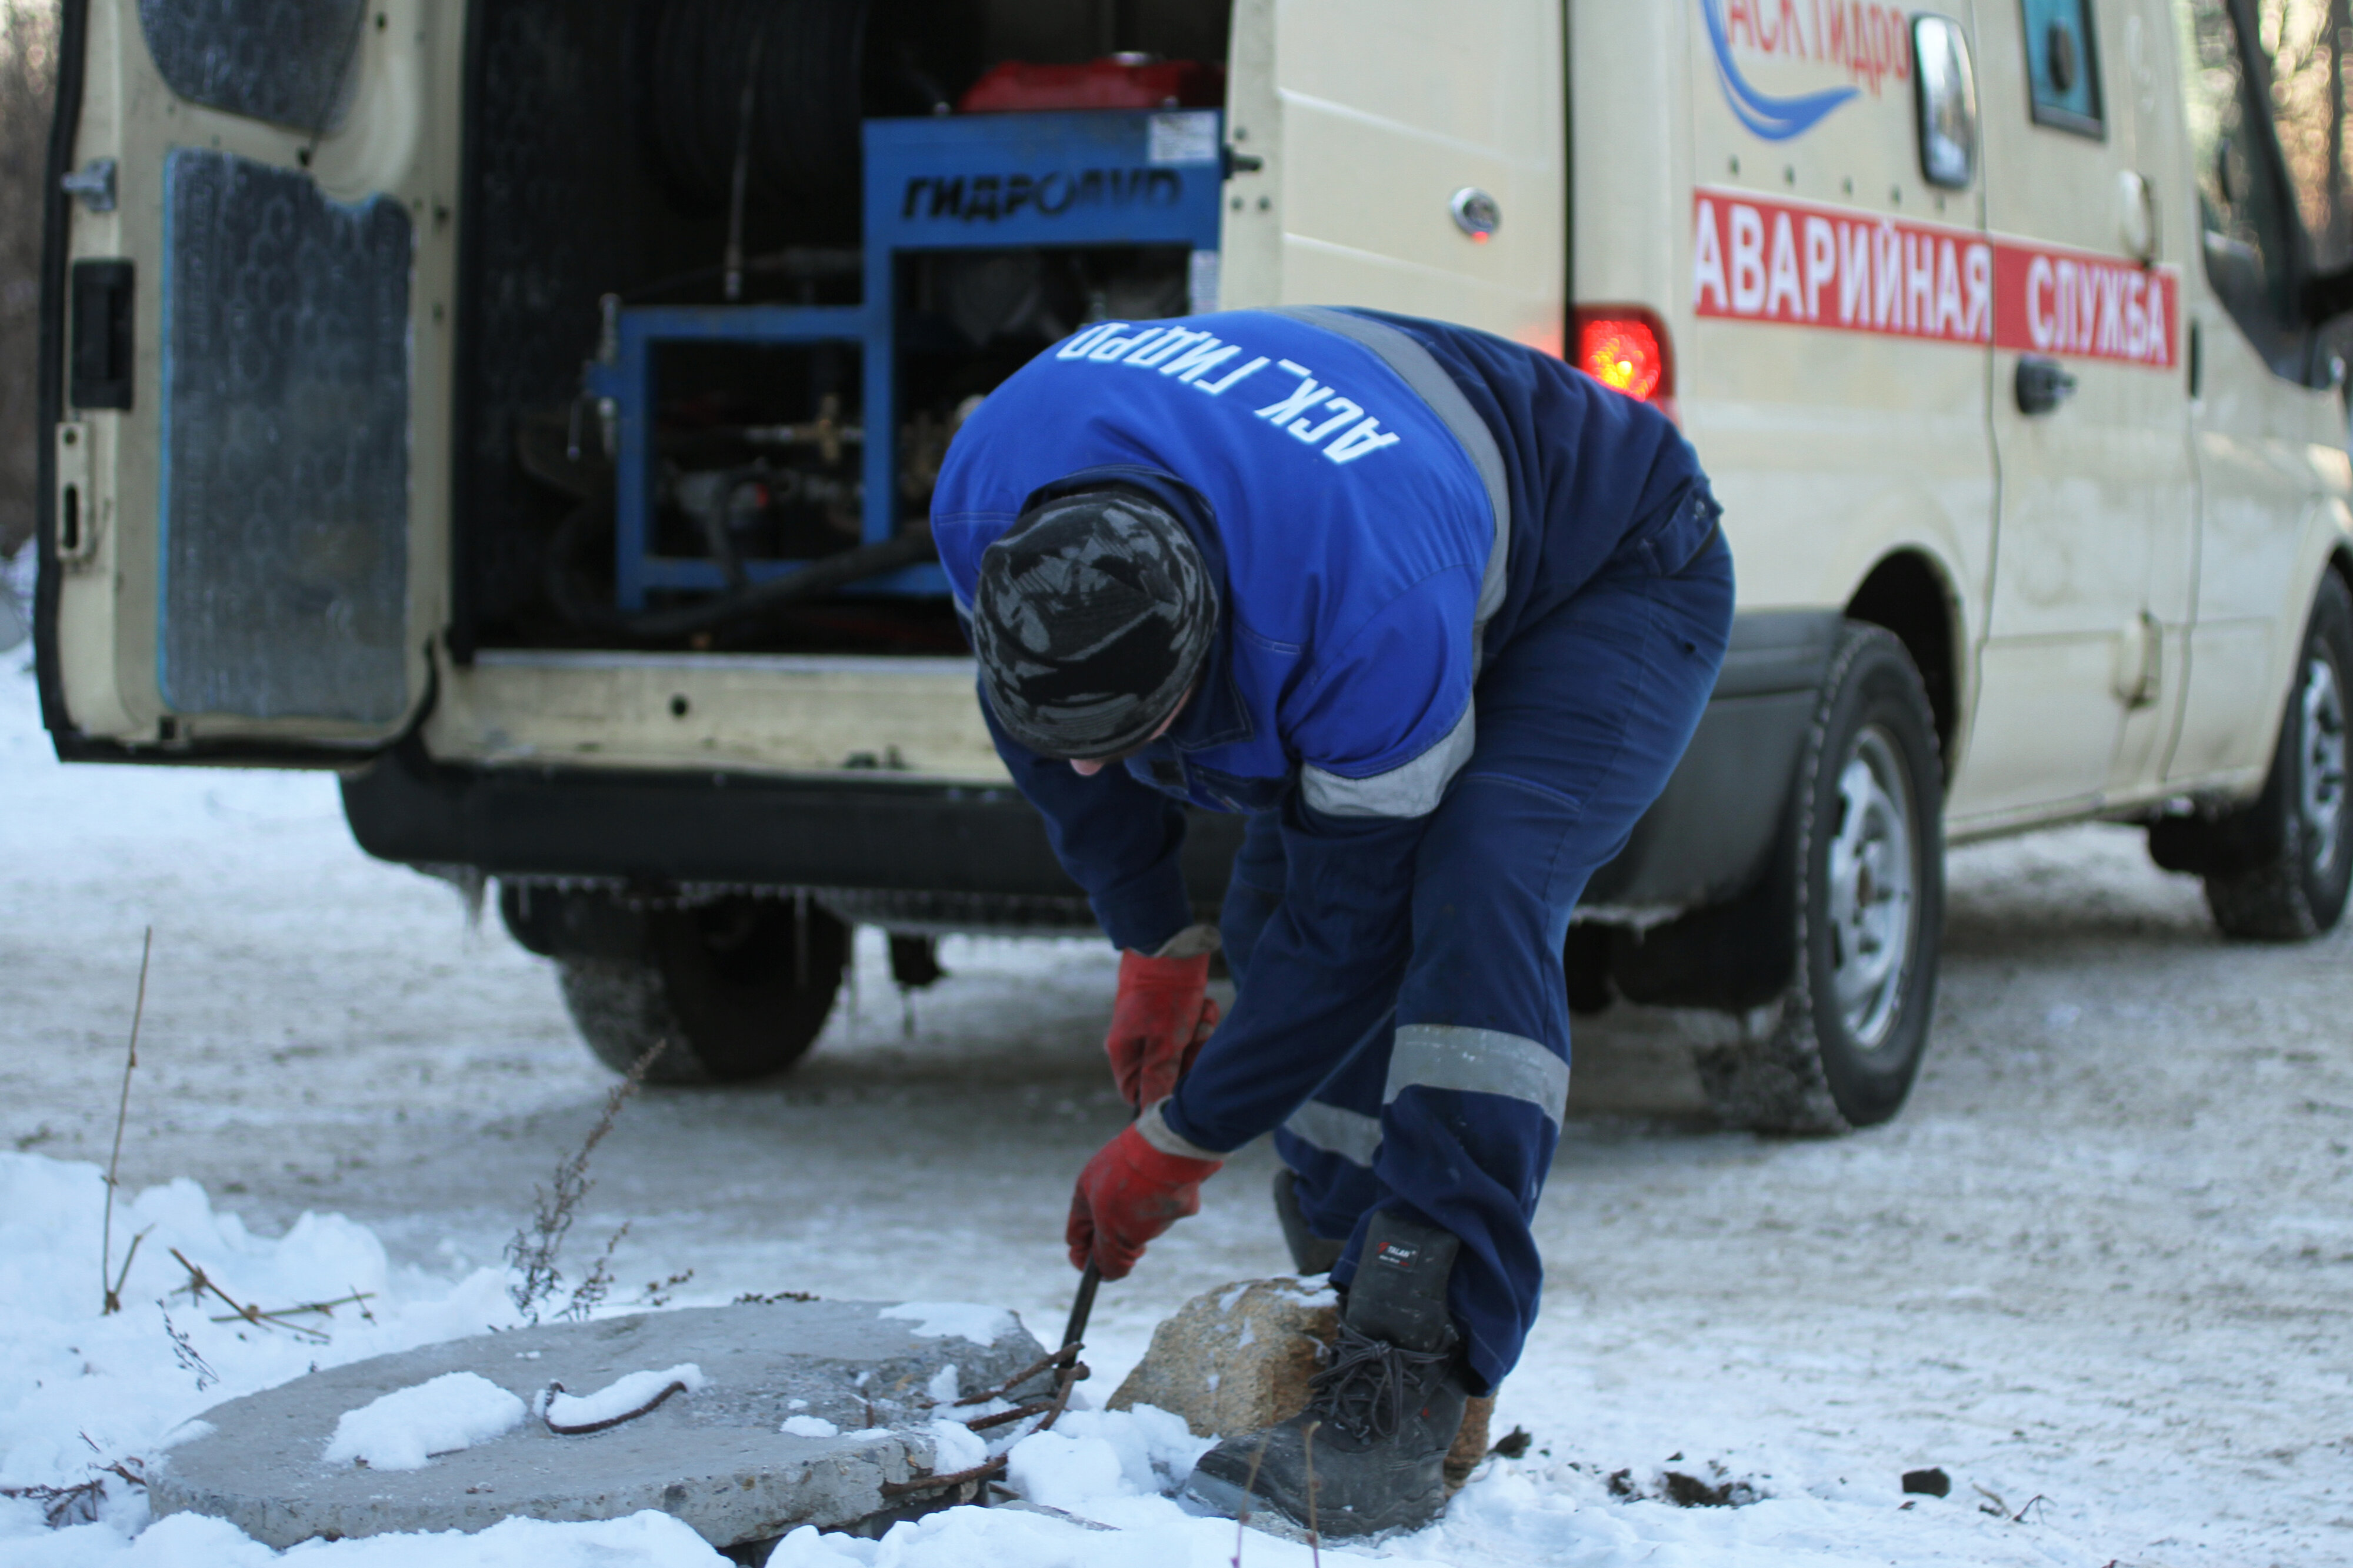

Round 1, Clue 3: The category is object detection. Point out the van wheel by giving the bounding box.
[2158,573,2353,940]
[1693,626,1946,1133]
[516,891,851,1084]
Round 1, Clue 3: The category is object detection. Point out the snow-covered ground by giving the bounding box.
[1,650,2348,1567]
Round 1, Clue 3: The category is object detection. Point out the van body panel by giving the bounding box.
[1261,0,1565,348]
[424,654,1009,782]
[1675,1,1996,780]
[2162,0,2353,800]
[1963,0,2198,818]
[1568,4,1687,318]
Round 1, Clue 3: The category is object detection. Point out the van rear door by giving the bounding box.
[36,0,454,762]
[1959,0,2196,818]
[1220,0,1566,347]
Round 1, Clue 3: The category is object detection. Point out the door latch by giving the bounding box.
[2015,355,2078,415]
[54,421,94,565]
[69,259,134,411]
[61,158,116,213]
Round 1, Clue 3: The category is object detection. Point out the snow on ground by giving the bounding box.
[2,652,2349,1566]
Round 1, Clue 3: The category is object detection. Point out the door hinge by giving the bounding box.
[61,158,116,213]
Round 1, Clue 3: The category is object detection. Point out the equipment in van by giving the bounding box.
[559,92,1225,639]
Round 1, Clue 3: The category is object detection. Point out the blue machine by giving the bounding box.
[585,108,1228,610]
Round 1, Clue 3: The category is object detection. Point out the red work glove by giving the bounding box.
[1105,949,1219,1110]
[1067,1122,1223,1279]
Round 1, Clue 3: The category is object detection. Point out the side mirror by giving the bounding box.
[1914,16,1979,191]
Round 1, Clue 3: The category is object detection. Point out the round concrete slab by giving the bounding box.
[149,1299,1049,1549]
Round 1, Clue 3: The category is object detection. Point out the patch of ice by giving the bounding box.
[787,1397,810,1410]
[324,1372,526,1471]
[1217,1283,1251,1314]
[879,1302,1015,1345]
[538,1364,705,1430]
[925,1363,959,1404]
[780,1415,839,1439]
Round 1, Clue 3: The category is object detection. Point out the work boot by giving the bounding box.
[1186,1209,1471,1538]
[1272,1167,1347,1276]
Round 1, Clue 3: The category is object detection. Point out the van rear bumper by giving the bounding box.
[341,610,1840,926]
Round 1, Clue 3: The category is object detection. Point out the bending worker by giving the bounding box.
[932,306,1734,1537]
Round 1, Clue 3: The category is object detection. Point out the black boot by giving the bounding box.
[1272,1168,1347,1276]
[1187,1209,1472,1538]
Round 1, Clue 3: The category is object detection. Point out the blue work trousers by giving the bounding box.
[1219,536,1734,1392]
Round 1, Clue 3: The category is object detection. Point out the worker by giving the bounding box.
[931,306,1733,1537]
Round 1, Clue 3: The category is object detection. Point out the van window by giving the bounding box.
[2249,0,2353,270]
[2179,0,2315,381]
[2022,0,2104,135]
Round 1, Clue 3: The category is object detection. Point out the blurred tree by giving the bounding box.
[2259,0,2353,266]
[0,2,55,561]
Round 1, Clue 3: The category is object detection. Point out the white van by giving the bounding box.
[34,0,2353,1130]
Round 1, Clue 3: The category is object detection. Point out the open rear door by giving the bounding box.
[36,0,455,762]
[1220,0,1567,350]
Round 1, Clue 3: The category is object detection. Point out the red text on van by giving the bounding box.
[1694,189,1992,345]
[1693,189,2180,372]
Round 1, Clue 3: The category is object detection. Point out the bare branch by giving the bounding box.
[504,1040,666,1323]
[100,929,152,1315]
[169,1247,330,1343]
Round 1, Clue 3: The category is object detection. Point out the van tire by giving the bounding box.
[1692,625,1945,1133]
[2164,573,2353,941]
[552,897,851,1084]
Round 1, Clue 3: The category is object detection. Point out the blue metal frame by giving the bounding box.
[589,109,1226,610]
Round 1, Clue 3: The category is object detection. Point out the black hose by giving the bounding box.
[545,489,938,641]
[639,0,869,214]
[635,0,983,218]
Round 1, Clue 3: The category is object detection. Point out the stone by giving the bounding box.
[1111,1278,1502,1492]
[1443,1396,1494,1493]
[149,1299,1050,1550]
[1902,1466,1952,1497]
[1109,1277,1337,1439]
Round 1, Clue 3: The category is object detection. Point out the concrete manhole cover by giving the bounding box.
[149,1299,1051,1550]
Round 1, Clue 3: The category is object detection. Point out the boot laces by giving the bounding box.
[1304,1321,1453,1444]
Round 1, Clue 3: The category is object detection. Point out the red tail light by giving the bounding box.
[1574,307,1674,404]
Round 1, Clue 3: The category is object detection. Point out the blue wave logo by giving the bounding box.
[1700,0,1861,142]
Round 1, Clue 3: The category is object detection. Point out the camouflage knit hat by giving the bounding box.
[971,486,1218,760]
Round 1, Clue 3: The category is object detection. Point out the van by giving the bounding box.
[34,0,2353,1130]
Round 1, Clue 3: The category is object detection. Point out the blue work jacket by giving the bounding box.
[931,307,1715,1148]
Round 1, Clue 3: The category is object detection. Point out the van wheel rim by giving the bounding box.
[2301,653,2347,875]
[1825,728,1915,1050]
